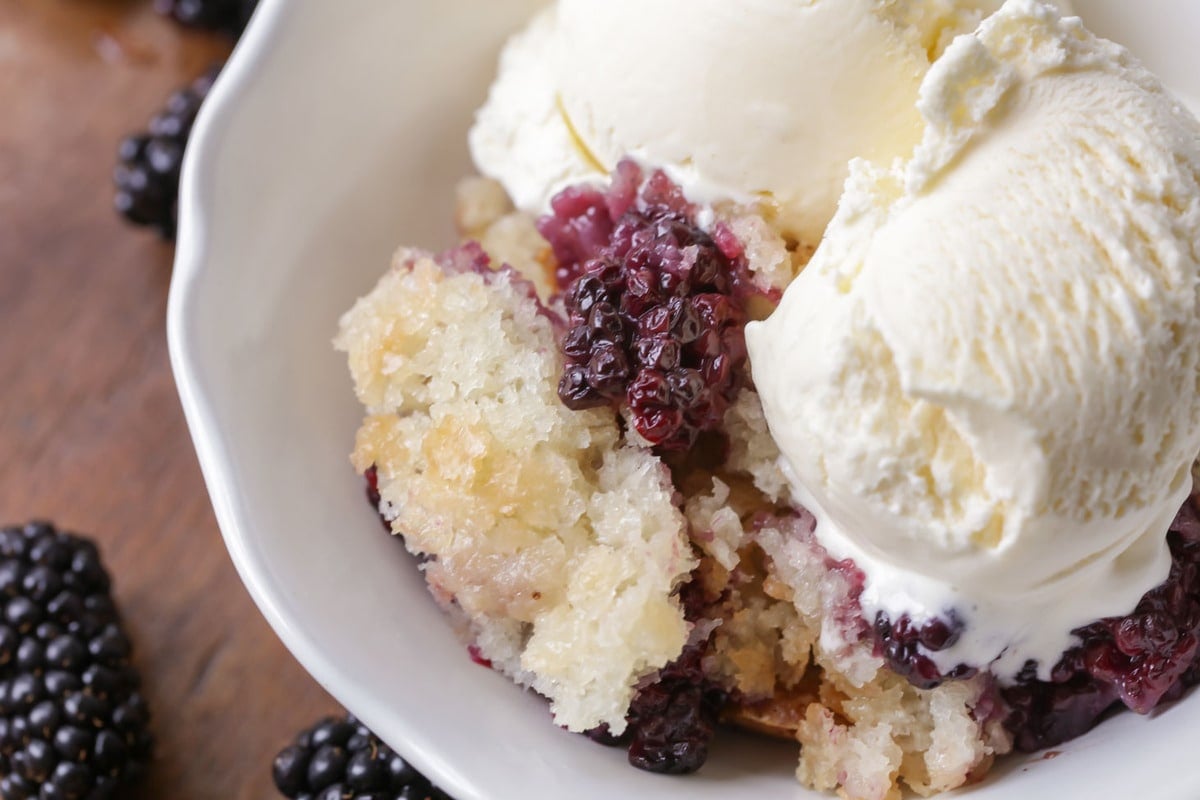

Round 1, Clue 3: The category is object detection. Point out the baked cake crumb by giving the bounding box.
[456,176,556,301]
[721,212,802,295]
[454,175,512,235]
[336,248,695,734]
[723,390,790,504]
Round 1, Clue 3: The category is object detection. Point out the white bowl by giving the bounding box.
[168,2,1200,798]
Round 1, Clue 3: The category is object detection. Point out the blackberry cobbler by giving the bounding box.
[336,3,1200,798]
[336,164,1200,799]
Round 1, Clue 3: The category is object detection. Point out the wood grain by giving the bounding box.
[0,2,339,797]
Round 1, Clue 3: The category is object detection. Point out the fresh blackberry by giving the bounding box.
[0,522,152,799]
[540,160,751,451]
[624,641,726,774]
[273,713,452,800]
[114,63,222,240]
[155,0,258,35]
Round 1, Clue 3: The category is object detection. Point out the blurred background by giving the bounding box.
[0,1,340,796]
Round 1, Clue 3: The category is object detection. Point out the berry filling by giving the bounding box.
[865,499,1200,749]
[540,161,753,450]
[624,640,727,775]
[1003,499,1200,751]
[873,612,977,690]
[114,64,229,241]
[583,580,727,775]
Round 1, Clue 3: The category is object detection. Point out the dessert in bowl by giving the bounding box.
[171,0,1200,798]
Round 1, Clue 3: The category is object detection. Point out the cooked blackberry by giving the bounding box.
[873,611,976,690]
[540,160,751,451]
[113,63,222,240]
[154,0,258,35]
[584,580,727,774]
[624,641,726,774]
[273,714,452,800]
[0,522,152,800]
[1004,499,1200,751]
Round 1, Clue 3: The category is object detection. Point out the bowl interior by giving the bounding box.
[170,2,1200,798]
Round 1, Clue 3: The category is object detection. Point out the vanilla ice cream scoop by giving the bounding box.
[748,0,1200,679]
[471,0,1070,247]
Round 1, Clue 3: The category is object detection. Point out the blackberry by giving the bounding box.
[873,611,976,690]
[1004,499,1200,751]
[584,580,727,774]
[364,465,383,514]
[114,63,222,240]
[155,0,259,35]
[0,522,152,799]
[624,642,726,774]
[272,714,452,800]
[540,160,751,451]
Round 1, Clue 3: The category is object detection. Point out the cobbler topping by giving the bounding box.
[747,509,873,648]
[541,161,751,450]
[433,240,546,310]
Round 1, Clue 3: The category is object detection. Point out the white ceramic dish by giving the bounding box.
[168,2,1200,798]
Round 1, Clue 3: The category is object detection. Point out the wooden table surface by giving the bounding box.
[1,2,340,797]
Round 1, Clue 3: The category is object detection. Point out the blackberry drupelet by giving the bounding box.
[114,63,222,240]
[0,522,152,800]
[154,0,258,35]
[273,714,452,800]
